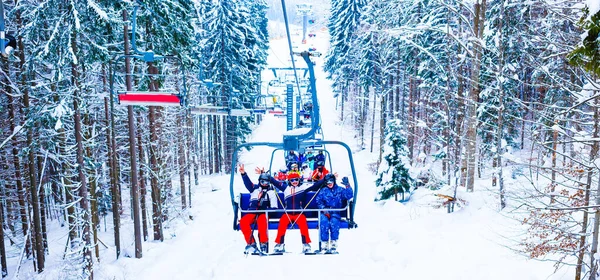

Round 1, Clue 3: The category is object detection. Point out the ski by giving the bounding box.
[309,250,339,255]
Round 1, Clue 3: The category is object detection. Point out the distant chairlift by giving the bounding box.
[190,81,267,117]
[111,6,187,108]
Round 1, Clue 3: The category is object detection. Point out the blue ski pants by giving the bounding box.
[319,213,340,241]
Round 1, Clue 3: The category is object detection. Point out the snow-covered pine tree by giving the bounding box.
[324,0,365,101]
[376,119,414,201]
[569,6,600,77]
[202,0,266,173]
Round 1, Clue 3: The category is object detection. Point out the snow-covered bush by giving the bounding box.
[375,119,414,201]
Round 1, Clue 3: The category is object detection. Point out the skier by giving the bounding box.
[273,172,325,254]
[276,167,288,181]
[311,160,329,181]
[238,164,279,254]
[288,163,302,181]
[316,174,354,253]
[315,150,326,164]
[298,152,307,166]
[301,163,311,181]
[285,151,299,169]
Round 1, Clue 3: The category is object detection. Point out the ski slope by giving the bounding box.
[91,32,569,280]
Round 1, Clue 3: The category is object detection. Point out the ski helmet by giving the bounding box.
[324,173,336,184]
[258,173,271,186]
[287,172,300,179]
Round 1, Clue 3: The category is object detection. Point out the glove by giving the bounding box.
[341,176,349,186]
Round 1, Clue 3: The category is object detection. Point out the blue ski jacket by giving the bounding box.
[316,184,354,218]
[315,153,326,163]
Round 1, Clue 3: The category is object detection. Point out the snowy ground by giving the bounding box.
[19,26,572,280]
[99,33,567,280]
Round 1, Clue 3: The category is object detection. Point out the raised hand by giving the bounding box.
[255,167,265,174]
[341,176,350,186]
[238,164,246,174]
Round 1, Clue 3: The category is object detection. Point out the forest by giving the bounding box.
[0,0,598,279]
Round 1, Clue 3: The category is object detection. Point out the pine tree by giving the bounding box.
[569,7,600,77]
[324,0,365,84]
[376,119,413,201]
[202,0,266,172]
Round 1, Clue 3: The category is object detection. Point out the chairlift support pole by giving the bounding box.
[296,4,312,44]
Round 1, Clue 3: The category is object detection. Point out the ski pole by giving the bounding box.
[289,186,322,229]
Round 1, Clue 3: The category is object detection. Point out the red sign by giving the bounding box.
[118,92,181,106]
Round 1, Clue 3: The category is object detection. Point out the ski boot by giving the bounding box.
[321,240,330,253]
[260,242,268,253]
[273,243,285,254]
[302,243,312,254]
[244,243,258,255]
[328,240,337,254]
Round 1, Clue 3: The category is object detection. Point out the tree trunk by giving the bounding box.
[188,113,196,205]
[587,95,600,280]
[465,0,487,192]
[22,41,44,275]
[123,10,143,258]
[148,106,164,242]
[104,97,120,258]
[213,116,221,173]
[496,0,506,209]
[36,157,48,253]
[379,94,386,168]
[178,113,187,210]
[207,116,214,174]
[71,22,93,277]
[6,63,28,251]
[408,75,415,163]
[0,186,7,277]
[550,119,558,204]
[137,115,149,241]
[84,114,100,261]
[370,91,376,153]
[341,83,346,122]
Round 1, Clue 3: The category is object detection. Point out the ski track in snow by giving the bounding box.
[22,30,569,280]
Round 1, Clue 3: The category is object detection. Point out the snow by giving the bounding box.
[20,18,569,280]
[283,127,312,136]
[586,0,600,18]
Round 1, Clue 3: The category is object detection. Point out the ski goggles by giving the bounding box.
[326,180,335,185]
[259,179,269,185]
[289,178,300,183]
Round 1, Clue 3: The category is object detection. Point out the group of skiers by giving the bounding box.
[238,159,353,255]
[283,150,329,180]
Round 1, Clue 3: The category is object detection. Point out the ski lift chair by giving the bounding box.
[110,6,187,108]
[112,57,187,107]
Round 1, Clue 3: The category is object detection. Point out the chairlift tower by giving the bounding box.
[296,3,312,44]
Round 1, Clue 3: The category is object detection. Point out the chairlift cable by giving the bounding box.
[280,0,303,98]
